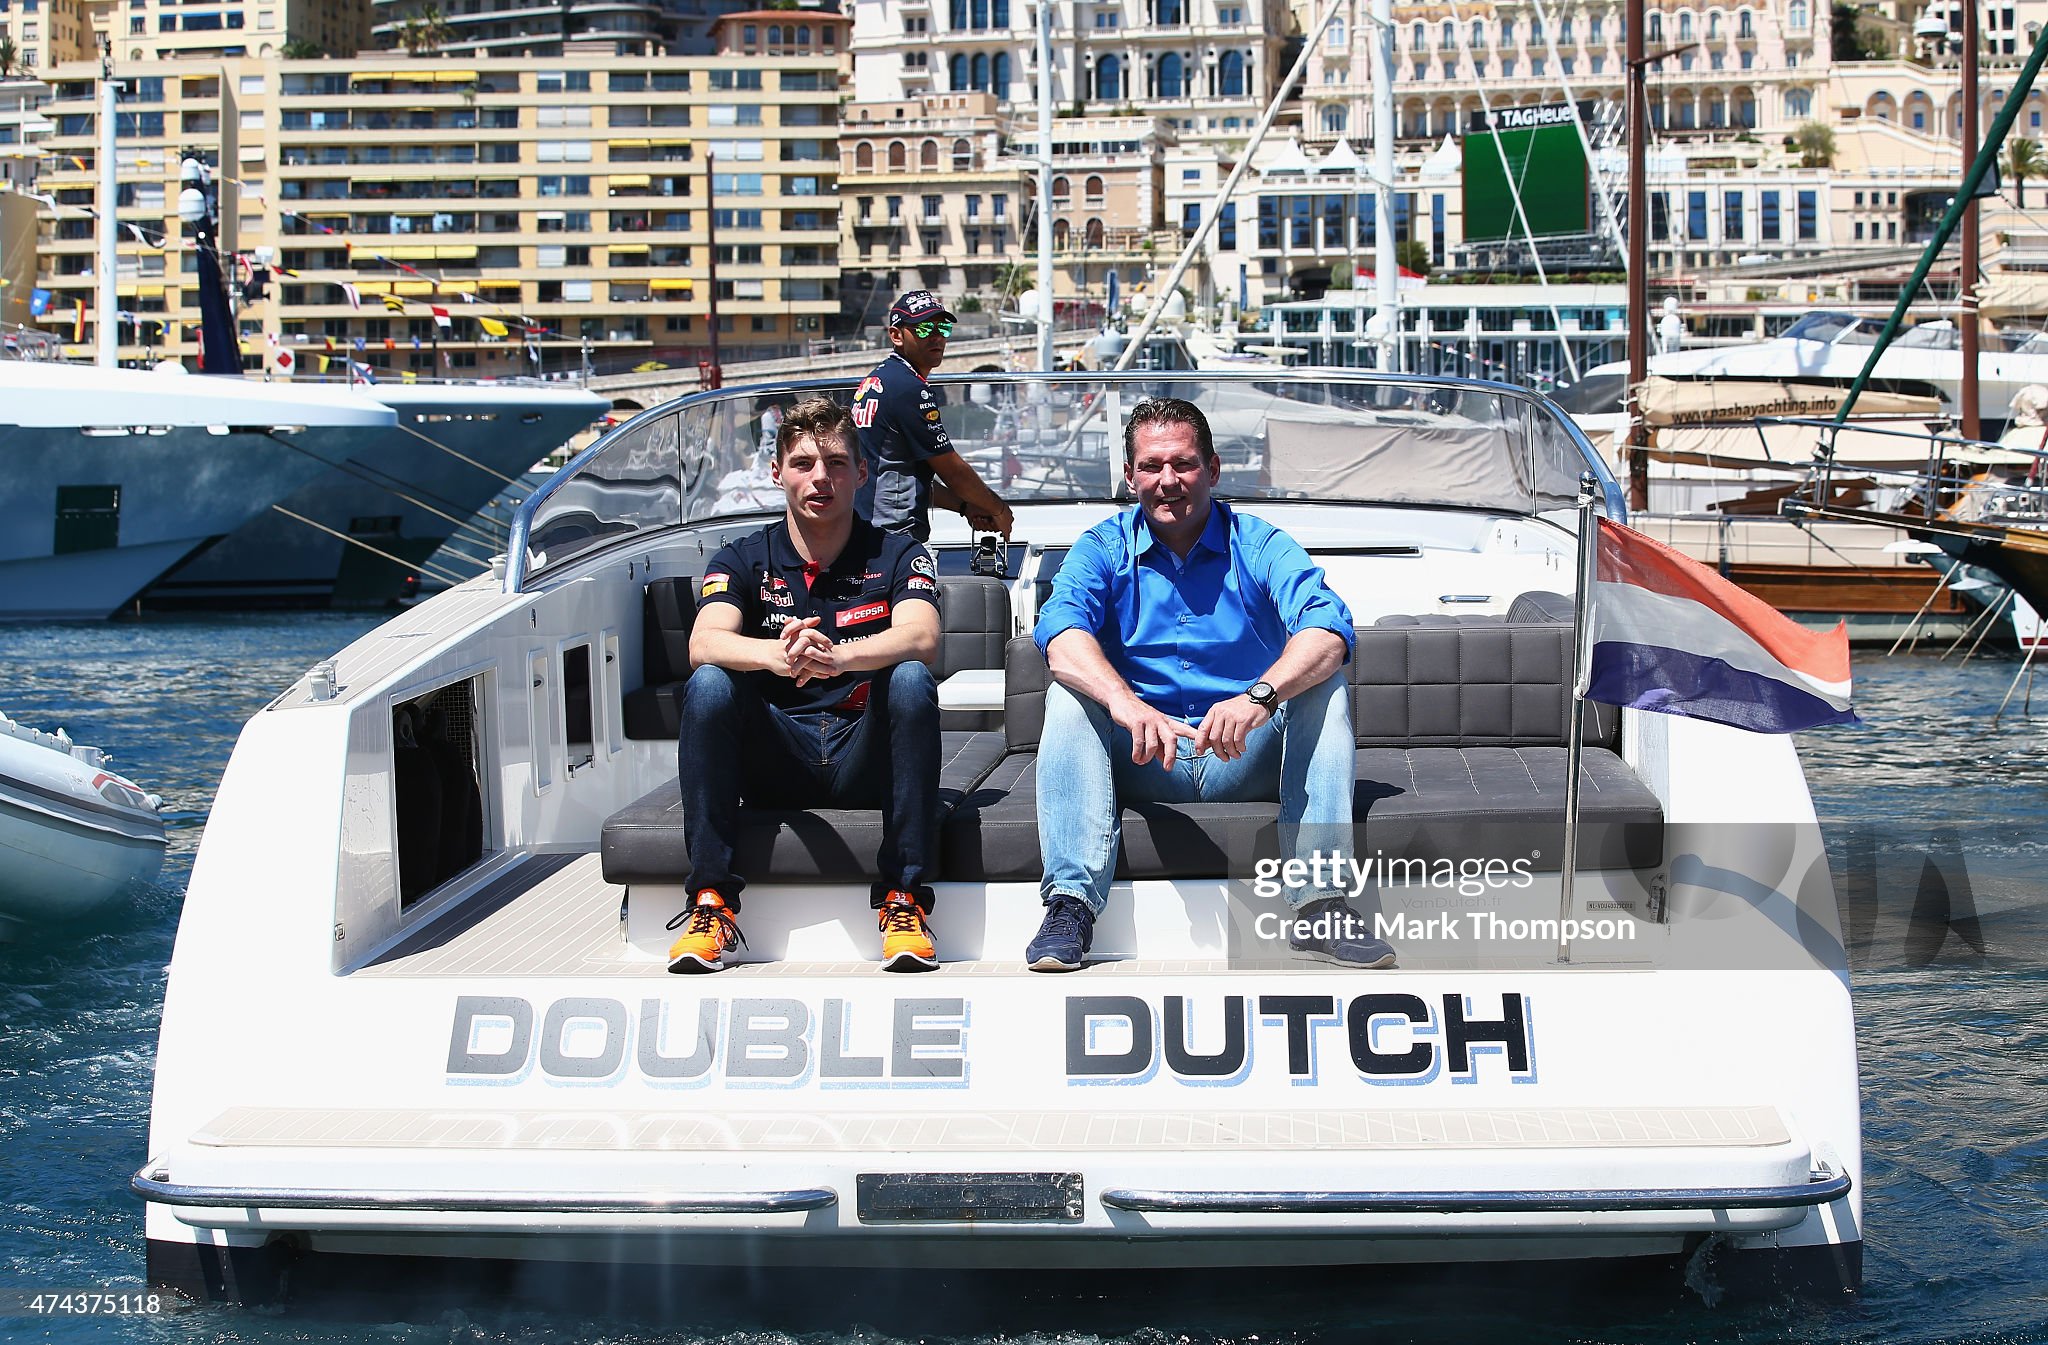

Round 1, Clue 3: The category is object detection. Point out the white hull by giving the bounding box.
[139,385,607,610]
[142,372,1861,1302]
[0,364,398,620]
[0,717,164,928]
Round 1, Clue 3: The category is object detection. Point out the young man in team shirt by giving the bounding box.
[852,289,1014,543]
[669,397,945,973]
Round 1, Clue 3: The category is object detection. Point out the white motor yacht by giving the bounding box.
[137,370,1861,1305]
[0,362,398,620]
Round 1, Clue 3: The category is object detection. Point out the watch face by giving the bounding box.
[1249,681,1275,705]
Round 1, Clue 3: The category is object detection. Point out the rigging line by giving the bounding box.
[394,421,532,488]
[259,430,504,534]
[1959,584,2017,664]
[1886,564,1959,656]
[1525,0,1625,259]
[268,505,471,588]
[1993,612,2048,722]
[1938,583,2009,659]
[1444,0,1583,381]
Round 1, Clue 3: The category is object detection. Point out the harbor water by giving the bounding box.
[2,614,2045,1343]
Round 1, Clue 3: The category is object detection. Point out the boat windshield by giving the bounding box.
[1782,312,1873,344]
[1893,321,1961,350]
[509,372,1604,590]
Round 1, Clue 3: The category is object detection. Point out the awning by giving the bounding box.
[607,138,651,149]
[433,70,479,83]
[1636,375,1943,425]
[434,245,477,260]
[1979,272,2048,321]
[436,281,477,294]
[136,284,165,298]
[650,278,694,291]
[608,174,651,187]
[354,281,392,295]
[348,71,409,83]
[648,138,692,147]
[385,245,437,259]
[608,243,650,254]
[395,280,435,294]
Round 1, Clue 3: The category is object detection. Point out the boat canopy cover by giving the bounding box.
[1637,375,1943,426]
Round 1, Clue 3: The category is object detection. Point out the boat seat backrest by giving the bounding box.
[623,572,1012,740]
[641,575,698,687]
[1350,624,1618,750]
[933,575,1011,681]
[1002,624,1617,752]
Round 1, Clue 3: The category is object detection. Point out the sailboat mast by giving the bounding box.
[1037,0,1054,373]
[1624,0,1647,510]
[97,38,118,368]
[1371,0,1397,372]
[1962,0,1981,440]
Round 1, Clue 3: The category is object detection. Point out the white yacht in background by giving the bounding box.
[137,382,608,610]
[1579,311,2048,436]
[138,370,1862,1305]
[0,362,397,620]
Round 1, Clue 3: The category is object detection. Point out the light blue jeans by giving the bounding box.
[1036,673,1356,915]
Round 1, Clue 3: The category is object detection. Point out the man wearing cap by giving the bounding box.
[853,289,1014,543]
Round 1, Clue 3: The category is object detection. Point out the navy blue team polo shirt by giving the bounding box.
[851,352,953,540]
[699,516,939,714]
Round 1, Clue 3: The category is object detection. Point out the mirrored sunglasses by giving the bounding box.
[911,320,954,339]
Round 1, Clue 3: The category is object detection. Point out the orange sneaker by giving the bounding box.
[666,891,744,973]
[877,891,938,972]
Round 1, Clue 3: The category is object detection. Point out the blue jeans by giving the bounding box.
[676,662,941,911]
[1036,673,1356,915]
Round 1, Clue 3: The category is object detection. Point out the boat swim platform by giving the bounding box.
[349,847,1826,980]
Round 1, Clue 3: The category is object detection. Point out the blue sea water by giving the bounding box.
[2,615,2046,1343]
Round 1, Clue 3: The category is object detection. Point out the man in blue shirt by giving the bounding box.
[853,289,1013,543]
[1025,397,1393,971]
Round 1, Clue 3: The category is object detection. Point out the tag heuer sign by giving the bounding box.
[1481,104,1581,132]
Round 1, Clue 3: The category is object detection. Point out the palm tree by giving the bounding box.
[279,38,324,58]
[397,4,454,55]
[2007,137,2047,209]
[1794,120,1836,169]
[0,36,20,79]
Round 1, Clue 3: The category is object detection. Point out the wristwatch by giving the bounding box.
[1245,680,1278,711]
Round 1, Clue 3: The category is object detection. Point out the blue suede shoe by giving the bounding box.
[1287,898,1397,969]
[1026,894,1096,971]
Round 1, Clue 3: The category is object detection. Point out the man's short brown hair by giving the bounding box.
[775,396,857,462]
[1123,396,1216,468]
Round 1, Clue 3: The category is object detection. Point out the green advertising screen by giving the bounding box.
[1461,116,1590,242]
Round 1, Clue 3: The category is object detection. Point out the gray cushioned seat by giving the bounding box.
[940,625,1662,882]
[602,730,1008,885]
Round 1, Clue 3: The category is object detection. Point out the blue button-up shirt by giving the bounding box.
[1034,501,1355,721]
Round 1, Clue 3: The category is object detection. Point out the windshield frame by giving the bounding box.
[505,369,1622,594]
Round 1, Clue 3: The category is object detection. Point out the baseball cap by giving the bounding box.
[887,290,957,329]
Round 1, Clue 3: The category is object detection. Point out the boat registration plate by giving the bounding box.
[855,1172,1085,1223]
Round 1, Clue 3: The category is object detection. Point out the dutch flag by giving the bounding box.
[1582,518,1857,734]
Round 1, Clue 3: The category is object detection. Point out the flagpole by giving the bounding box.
[1557,471,1600,964]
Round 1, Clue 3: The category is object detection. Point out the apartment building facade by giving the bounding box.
[847,0,1289,144]
[0,0,370,73]
[27,43,842,373]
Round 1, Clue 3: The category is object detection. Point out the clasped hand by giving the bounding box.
[1112,694,1269,771]
[778,617,839,685]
